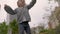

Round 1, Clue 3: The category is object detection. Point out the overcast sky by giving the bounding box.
[0,0,58,28]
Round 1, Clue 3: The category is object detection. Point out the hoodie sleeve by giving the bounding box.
[26,0,36,10]
[4,5,17,15]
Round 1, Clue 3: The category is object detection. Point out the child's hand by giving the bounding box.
[4,4,9,8]
[4,4,10,11]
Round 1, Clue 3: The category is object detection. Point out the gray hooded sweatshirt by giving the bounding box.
[4,0,36,23]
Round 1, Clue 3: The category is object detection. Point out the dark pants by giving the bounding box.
[18,21,31,34]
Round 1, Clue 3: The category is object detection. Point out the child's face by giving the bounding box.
[17,0,25,7]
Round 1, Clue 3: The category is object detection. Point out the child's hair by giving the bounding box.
[17,0,25,7]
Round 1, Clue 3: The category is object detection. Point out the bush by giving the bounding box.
[55,24,60,34]
[0,19,18,34]
[9,19,18,34]
[0,22,8,34]
[40,29,56,34]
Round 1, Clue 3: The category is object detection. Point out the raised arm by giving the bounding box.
[26,0,36,9]
[4,5,17,15]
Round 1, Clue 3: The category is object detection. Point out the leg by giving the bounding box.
[23,22,31,34]
[18,23,24,34]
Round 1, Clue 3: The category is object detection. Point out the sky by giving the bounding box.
[0,0,58,28]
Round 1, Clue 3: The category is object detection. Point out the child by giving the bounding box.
[4,0,36,34]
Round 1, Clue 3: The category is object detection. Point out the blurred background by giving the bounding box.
[0,0,60,34]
